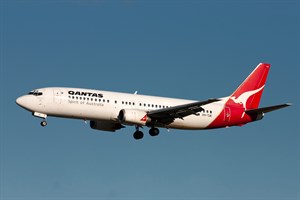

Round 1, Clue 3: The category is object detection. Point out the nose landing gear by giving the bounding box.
[33,112,48,127]
[41,120,47,127]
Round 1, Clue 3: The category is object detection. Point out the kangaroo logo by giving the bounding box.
[140,114,147,122]
[230,85,265,117]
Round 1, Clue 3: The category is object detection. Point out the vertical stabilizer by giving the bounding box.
[229,63,270,110]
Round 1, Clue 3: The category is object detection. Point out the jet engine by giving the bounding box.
[90,120,124,132]
[118,109,151,126]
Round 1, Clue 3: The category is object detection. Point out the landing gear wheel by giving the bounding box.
[41,121,47,127]
[133,131,144,140]
[149,127,159,137]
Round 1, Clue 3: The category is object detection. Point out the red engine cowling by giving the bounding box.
[118,109,151,126]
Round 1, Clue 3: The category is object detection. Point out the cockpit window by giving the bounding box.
[28,90,43,96]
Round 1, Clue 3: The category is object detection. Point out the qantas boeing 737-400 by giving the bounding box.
[16,63,291,139]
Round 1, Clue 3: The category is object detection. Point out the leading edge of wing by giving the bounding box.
[148,98,221,120]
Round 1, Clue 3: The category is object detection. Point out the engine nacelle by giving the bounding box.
[90,120,123,132]
[118,109,151,126]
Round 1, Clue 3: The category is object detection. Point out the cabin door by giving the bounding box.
[53,89,62,104]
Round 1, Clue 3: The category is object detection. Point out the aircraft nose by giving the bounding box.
[16,96,26,107]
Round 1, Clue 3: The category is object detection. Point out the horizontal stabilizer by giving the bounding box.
[245,103,292,115]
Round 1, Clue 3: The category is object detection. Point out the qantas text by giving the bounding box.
[68,91,103,98]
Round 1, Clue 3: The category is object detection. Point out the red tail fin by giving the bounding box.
[229,63,270,110]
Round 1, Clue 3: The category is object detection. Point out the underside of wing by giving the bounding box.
[147,98,220,124]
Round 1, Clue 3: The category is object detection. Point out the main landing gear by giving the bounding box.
[149,127,159,137]
[133,126,160,140]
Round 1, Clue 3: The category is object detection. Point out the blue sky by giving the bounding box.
[1,0,299,200]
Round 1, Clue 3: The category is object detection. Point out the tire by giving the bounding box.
[149,128,159,137]
[41,121,47,127]
[133,131,144,140]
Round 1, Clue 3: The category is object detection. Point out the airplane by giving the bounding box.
[16,63,291,140]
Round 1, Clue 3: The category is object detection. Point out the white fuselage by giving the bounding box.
[16,87,227,130]
[16,64,290,140]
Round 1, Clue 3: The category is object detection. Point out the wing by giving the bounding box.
[147,98,220,124]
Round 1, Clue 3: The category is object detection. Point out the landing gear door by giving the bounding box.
[53,89,62,104]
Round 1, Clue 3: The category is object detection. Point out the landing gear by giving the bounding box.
[133,131,144,140]
[33,112,48,127]
[133,126,160,140]
[149,127,159,137]
[133,126,144,140]
[41,120,47,127]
